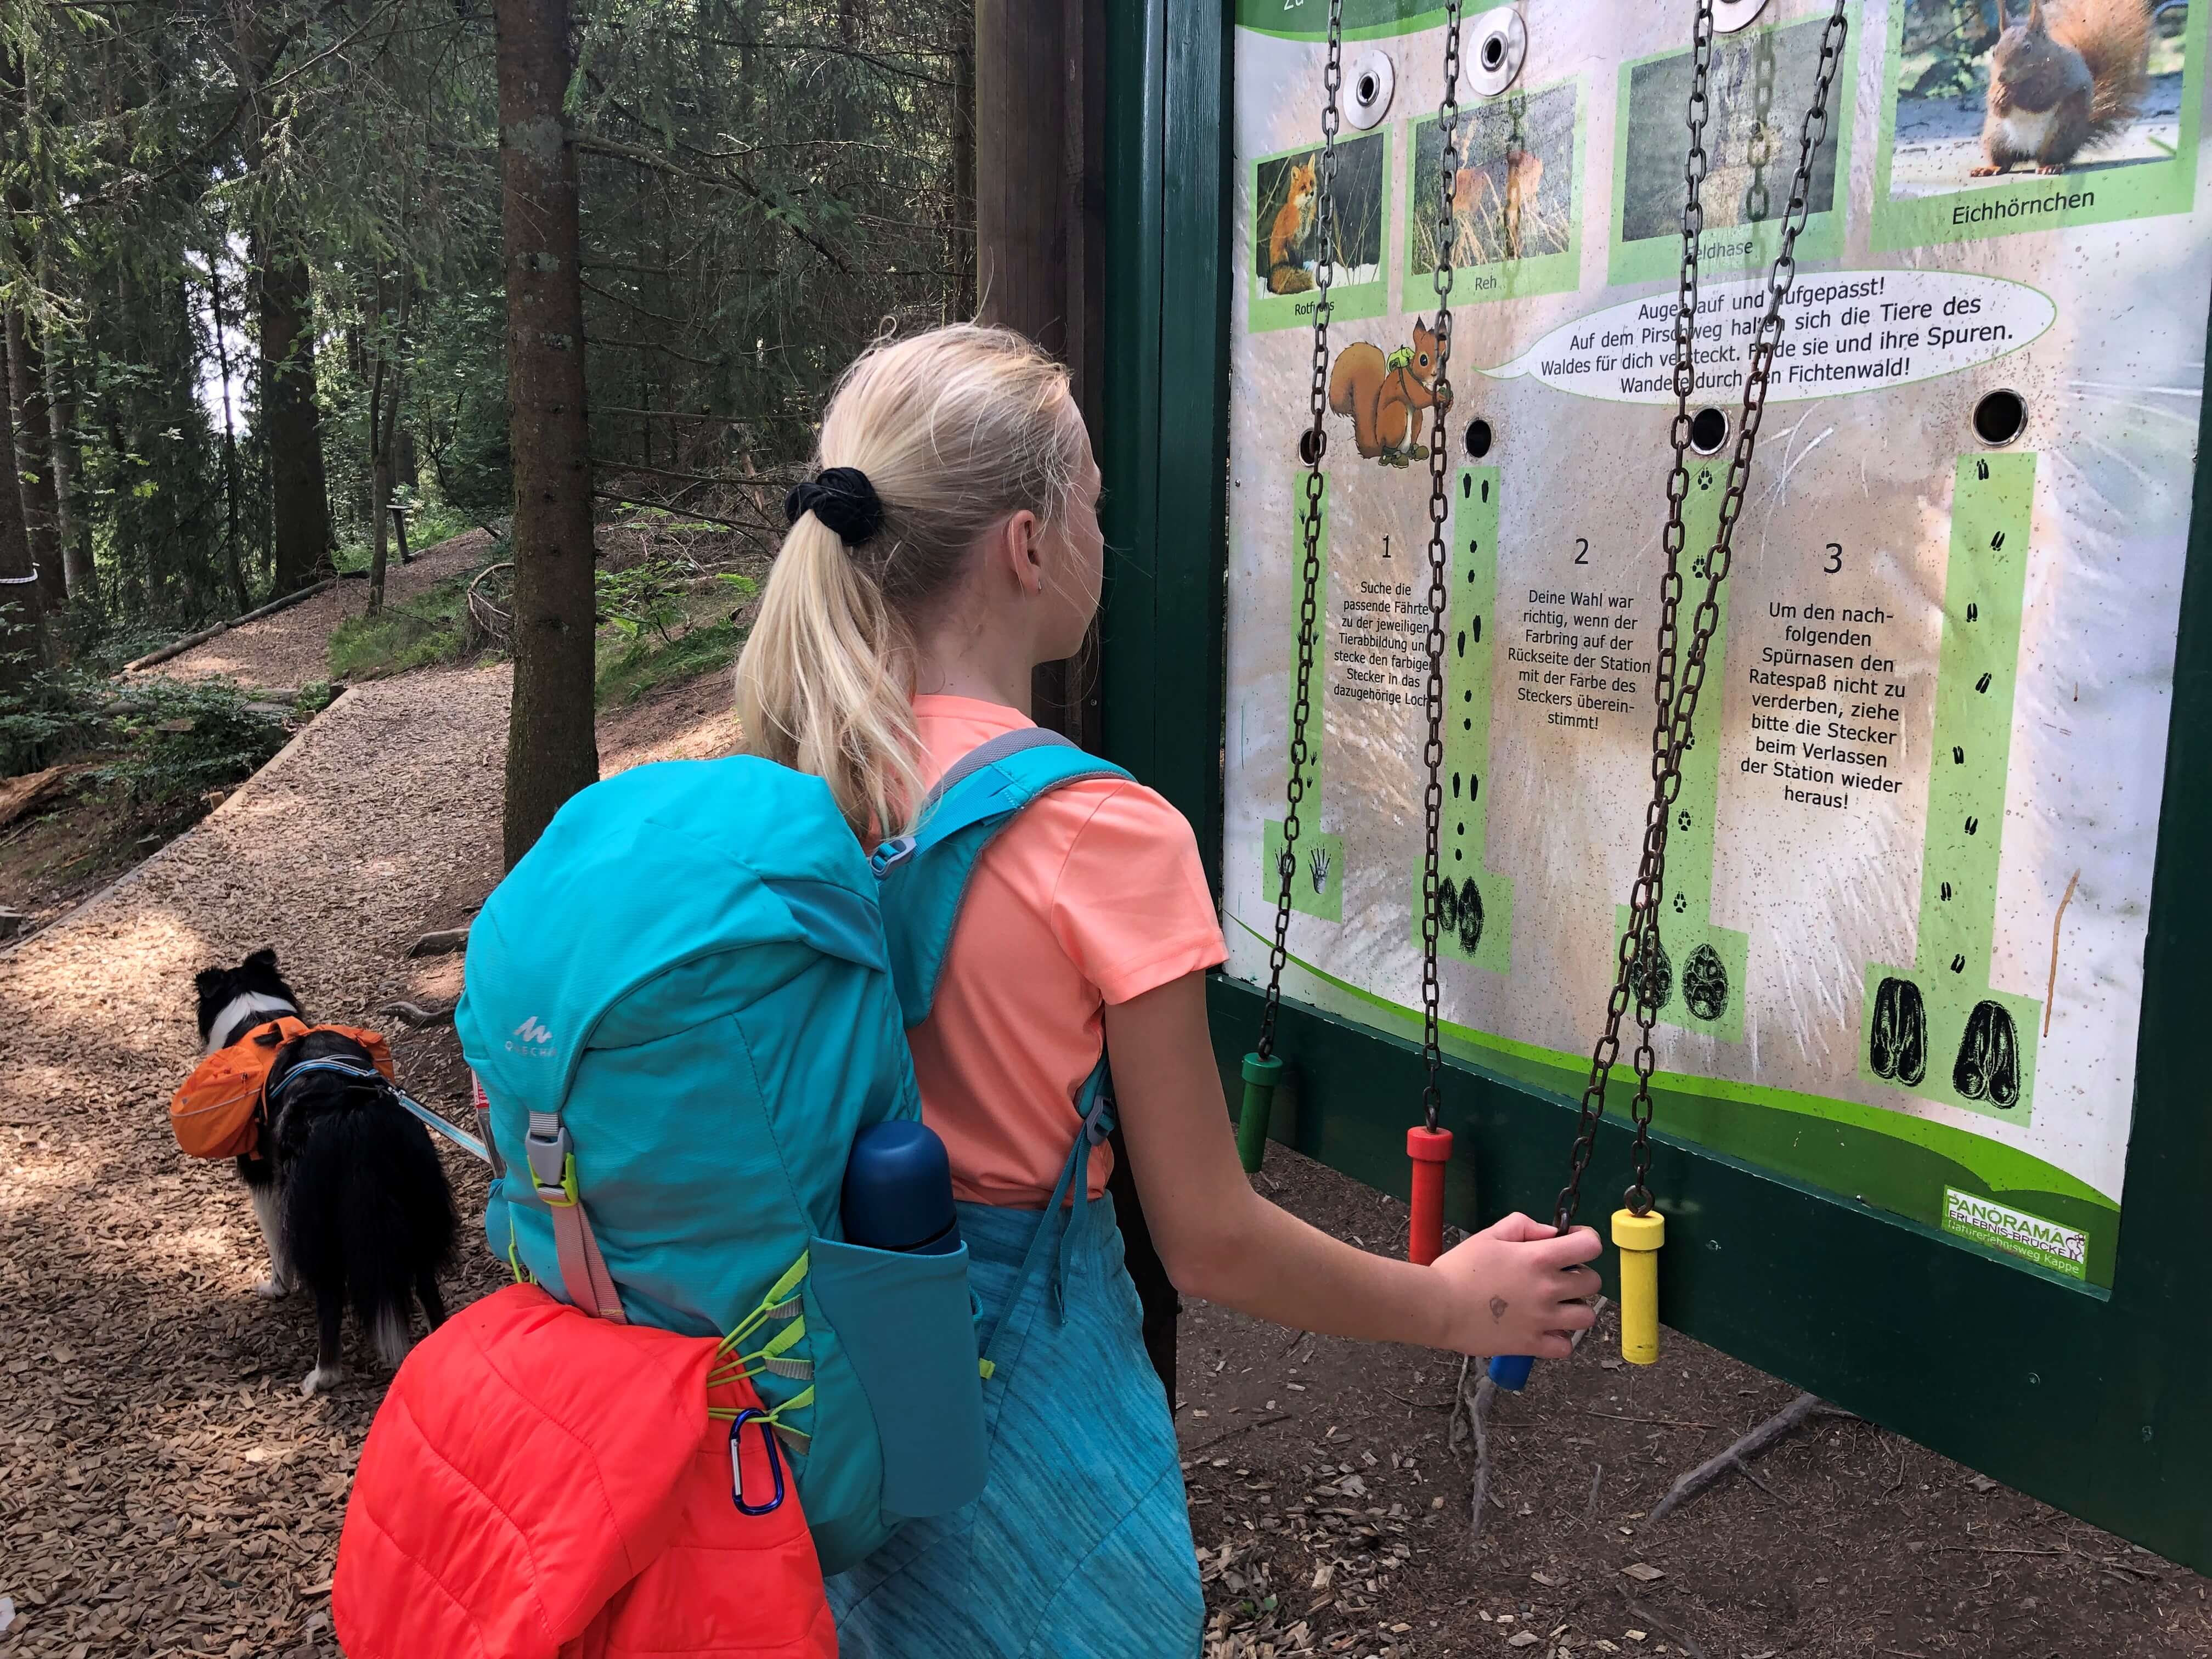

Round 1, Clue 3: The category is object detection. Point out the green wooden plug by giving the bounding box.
[1236,1053,1283,1174]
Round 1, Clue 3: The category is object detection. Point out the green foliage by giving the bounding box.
[594,571,757,706]
[326,567,488,680]
[89,680,292,817]
[6,0,968,659]
[0,665,290,816]
[596,558,690,642]
[595,616,748,708]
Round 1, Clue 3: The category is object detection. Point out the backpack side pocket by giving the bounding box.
[804,1235,989,1524]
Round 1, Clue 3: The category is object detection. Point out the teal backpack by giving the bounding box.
[455,729,1128,1576]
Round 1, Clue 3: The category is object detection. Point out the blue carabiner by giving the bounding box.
[729,1409,787,1516]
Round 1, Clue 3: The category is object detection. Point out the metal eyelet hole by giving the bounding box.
[1689,408,1730,455]
[1482,32,1506,70]
[1972,390,2027,448]
[1299,429,1323,467]
[1465,419,1494,459]
[1344,50,1394,131]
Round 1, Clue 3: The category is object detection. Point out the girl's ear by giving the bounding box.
[995,509,1045,596]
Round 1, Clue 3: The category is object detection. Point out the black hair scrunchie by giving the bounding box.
[783,466,884,549]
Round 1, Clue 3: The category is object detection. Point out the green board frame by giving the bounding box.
[1100,0,2212,1574]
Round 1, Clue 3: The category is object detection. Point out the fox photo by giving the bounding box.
[1618,14,1846,245]
[1253,131,1389,296]
[1889,0,2190,199]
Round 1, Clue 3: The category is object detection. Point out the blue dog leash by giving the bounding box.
[267,1059,490,1163]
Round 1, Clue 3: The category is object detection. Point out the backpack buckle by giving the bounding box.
[524,1117,573,1200]
[869,835,918,878]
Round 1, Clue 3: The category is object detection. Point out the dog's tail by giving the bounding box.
[285,1086,459,1368]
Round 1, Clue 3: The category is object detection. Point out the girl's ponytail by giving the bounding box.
[736,505,923,841]
[736,324,1088,836]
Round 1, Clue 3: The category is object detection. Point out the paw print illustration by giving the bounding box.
[1673,893,1688,915]
[1308,845,1333,896]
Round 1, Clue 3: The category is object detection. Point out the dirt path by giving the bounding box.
[136,531,499,692]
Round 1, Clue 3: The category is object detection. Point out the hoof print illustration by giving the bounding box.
[1435,877,1459,936]
[1954,1000,2022,1108]
[1308,845,1333,896]
[1869,975,1928,1087]
[1457,879,1485,957]
[1630,933,1674,1013]
[1681,943,1730,1023]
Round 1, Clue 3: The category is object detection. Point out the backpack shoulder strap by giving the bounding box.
[873,728,1131,1027]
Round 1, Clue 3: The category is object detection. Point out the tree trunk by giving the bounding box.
[256,245,332,592]
[0,327,48,696]
[952,39,977,320]
[204,251,250,614]
[5,314,64,613]
[45,354,89,605]
[495,0,600,868]
[975,0,1106,747]
[394,422,417,497]
[366,357,392,615]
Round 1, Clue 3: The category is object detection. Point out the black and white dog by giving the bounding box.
[195,948,458,1394]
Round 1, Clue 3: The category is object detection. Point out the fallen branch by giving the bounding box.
[1649,1392,1855,1521]
[1181,1412,1291,1456]
[122,578,337,672]
[0,764,83,834]
[379,1000,456,1030]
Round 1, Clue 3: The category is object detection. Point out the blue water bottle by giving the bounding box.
[842,1121,963,1255]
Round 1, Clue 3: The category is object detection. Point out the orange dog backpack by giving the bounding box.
[169,1017,394,1160]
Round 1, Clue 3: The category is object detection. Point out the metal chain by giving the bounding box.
[1553,0,1849,1227]
[1418,2,1465,1136]
[1257,0,1346,1062]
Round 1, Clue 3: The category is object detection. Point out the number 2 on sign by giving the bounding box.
[1573,538,1589,566]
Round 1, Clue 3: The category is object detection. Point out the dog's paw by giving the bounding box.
[300,1364,347,1396]
[255,1276,292,1300]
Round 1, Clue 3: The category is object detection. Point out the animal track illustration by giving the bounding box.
[1681,943,1729,1022]
[1954,1000,2022,1108]
[1308,845,1332,896]
[1870,976,1928,1087]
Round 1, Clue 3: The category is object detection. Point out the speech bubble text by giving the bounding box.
[1486,270,2056,404]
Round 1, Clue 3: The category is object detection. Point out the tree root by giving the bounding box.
[1449,1296,1611,1544]
[1648,1391,1855,1521]
[379,999,455,1029]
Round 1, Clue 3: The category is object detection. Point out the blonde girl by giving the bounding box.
[738,324,1600,1656]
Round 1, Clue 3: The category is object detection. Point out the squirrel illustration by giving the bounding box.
[1327,323,1449,467]
[1267,158,1320,294]
[1973,0,2151,177]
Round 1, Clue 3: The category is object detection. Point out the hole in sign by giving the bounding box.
[1299,429,1322,467]
[1973,389,2027,447]
[1689,407,1730,454]
[1465,418,1494,459]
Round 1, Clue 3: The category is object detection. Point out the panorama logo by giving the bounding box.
[507,1015,556,1056]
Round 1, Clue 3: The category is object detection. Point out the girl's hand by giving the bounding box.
[1430,1212,1603,1359]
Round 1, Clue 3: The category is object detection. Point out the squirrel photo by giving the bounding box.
[1328,323,1448,467]
[1974,0,2152,176]
[1267,158,1320,294]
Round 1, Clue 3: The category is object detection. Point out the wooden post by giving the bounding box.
[978,0,1178,1406]
[975,0,1107,750]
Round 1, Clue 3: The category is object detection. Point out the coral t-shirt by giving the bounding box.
[909,695,1226,1208]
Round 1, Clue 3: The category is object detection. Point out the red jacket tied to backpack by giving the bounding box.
[334,1284,836,1658]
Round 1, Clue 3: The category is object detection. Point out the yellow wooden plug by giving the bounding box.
[1611,1207,1664,1365]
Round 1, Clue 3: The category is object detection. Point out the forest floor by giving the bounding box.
[2,548,2208,1657]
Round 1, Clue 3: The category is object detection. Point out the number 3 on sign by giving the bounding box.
[1824,542,1843,574]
